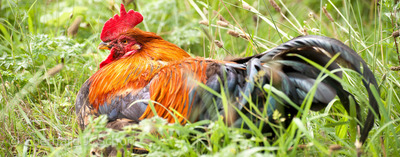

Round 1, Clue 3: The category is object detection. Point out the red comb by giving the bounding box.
[100,4,143,41]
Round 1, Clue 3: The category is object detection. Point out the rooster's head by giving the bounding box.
[98,4,143,68]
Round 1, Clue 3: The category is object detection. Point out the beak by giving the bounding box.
[98,41,112,50]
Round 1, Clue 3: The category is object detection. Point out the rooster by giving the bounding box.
[75,4,379,148]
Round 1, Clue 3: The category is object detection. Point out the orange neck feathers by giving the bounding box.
[122,28,191,61]
[88,28,191,109]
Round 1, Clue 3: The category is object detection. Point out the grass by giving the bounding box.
[0,0,399,156]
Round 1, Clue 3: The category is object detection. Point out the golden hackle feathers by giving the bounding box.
[140,58,212,123]
[88,28,190,109]
[89,55,157,109]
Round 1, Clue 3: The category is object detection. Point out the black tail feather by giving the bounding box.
[259,35,379,144]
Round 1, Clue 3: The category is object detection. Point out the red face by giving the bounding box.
[98,35,141,68]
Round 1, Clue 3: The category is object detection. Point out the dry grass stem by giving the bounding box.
[322,7,335,22]
[390,66,400,71]
[217,21,229,27]
[329,144,342,151]
[214,40,223,48]
[67,17,82,37]
[218,14,229,23]
[242,3,251,10]
[45,58,64,78]
[288,144,309,151]
[227,30,239,37]
[392,30,399,38]
[239,34,250,40]
[199,20,209,26]
[269,0,281,13]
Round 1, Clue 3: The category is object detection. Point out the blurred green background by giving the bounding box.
[0,0,399,156]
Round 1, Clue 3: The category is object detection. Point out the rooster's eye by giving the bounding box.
[121,40,128,44]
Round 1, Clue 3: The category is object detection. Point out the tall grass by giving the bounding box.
[0,0,399,156]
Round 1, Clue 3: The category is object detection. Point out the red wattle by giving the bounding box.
[100,50,116,68]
